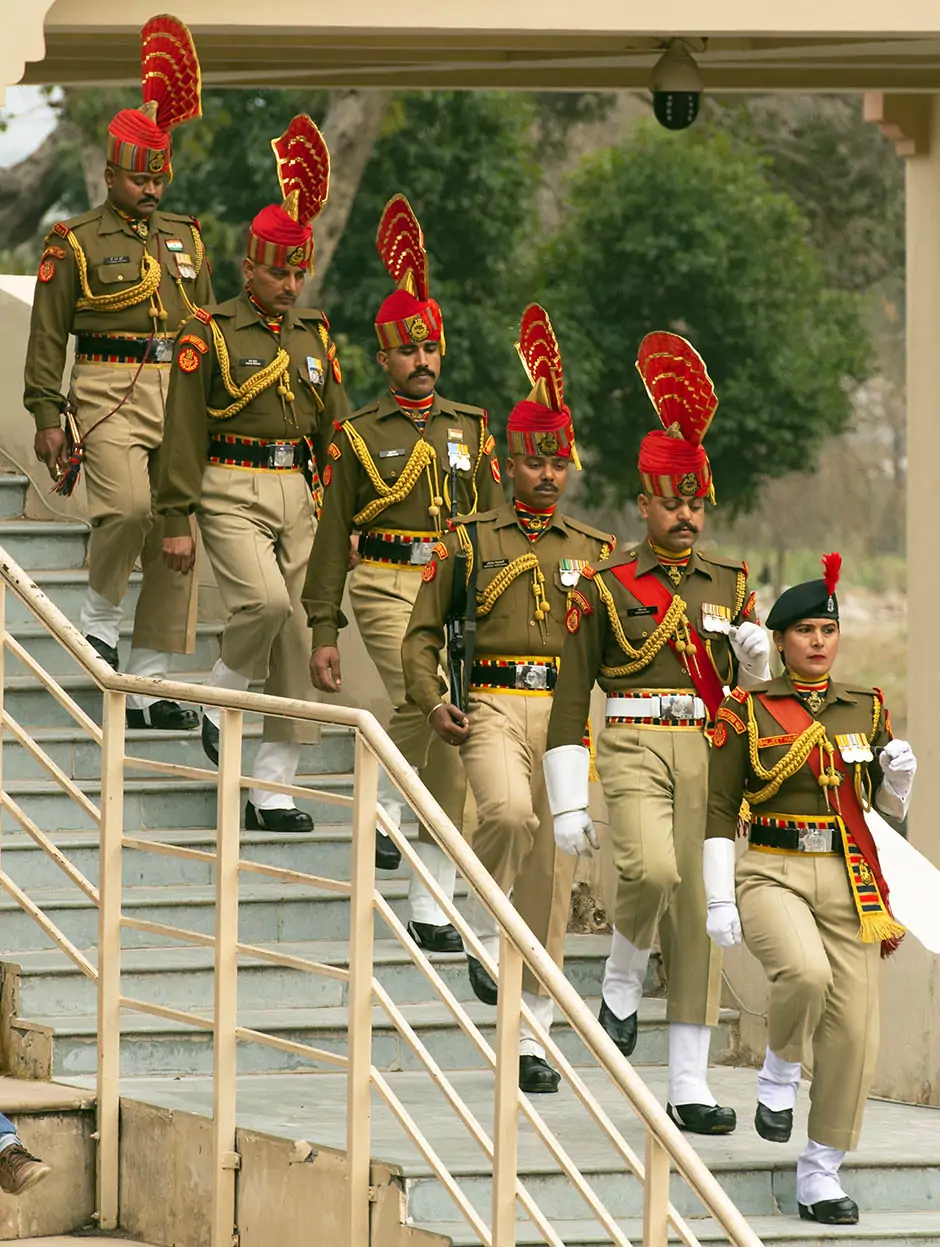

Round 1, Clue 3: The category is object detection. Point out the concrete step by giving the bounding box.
[5,621,222,677]
[2,771,352,833]
[0,521,88,571]
[34,998,734,1080]
[6,934,610,1017]
[0,1077,96,1241]
[1,723,355,783]
[3,569,141,629]
[0,474,28,520]
[83,1066,940,1233]
[0,877,453,950]
[2,669,204,727]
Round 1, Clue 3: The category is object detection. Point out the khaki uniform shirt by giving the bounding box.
[706,674,892,840]
[545,540,755,750]
[402,503,616,717]
[154,293,350,537]
[24,201,214,430]
[303,390,504,649]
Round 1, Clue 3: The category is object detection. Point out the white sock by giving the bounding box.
[408,840,457,926]
[79,587,122,649]
[126,647,170,710]
[520,991,554,1059]
[464,893,500,968]
[758,1046,802,1112]
[202,659,250,729]
[378,765,414,839]
[249,741,302,811]
[668,1022,716,1107]
[602,929,651,1020]
[797,1139,848,1206]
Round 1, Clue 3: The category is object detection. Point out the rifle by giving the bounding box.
[444,462,478,713]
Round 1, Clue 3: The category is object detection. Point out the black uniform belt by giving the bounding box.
[469,658,558,692]
[360,532,438,566]
[748,816,843,856]
[208,436,306,471]
[75,333,175,364]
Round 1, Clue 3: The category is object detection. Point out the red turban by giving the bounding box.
[247,203,314,271]
[374,196,445,352]
[375,290,444,349]
[507,400,576,461]
[107,108,172,177]
[637,429,712,499]
[635,331,718,501]
[506,304,579,466]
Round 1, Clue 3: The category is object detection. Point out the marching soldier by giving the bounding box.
[156,115,347,830]
[24,15,209,730]
[705,555,914,1225]
[304,195,503,950]
[543,332,770,1133]
[402,305,615,1092]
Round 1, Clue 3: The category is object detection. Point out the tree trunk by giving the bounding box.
[0,126,76,247]
[298,89,392,308]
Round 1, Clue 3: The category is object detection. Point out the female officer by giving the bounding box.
[702,554,916,1225]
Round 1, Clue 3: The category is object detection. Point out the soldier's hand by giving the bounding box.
[34,428,69,483]
[311,645,342,693]
[430,703,469,746]
[348,533,360,571]
[161,535,196,574]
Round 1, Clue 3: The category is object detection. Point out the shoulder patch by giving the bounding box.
[422,560,438,583]
[432,541,449,560]
[742,590,758,621]
[581,564,597,580]
[177,346,201,373]
[483,433,496,455]
[490,457,501,484]
[712,721,729,748]
[178,334,209,353]
[194,307,212,325]
[51,221,71,239]
[729,686,749,705]
[328,442,341,460]
[716,705,747,734]
[568,588,593,614]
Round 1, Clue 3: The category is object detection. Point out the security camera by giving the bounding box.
[650,40,704,130]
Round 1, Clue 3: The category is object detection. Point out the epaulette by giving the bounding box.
[446,401,487,421]
[599,548,639,570]
[455,508,499,525]
[563,515,618,544]
[194,308,213,325]
[159,210,202,225]
[349,400,381,421]
[51,205,104,235]
[50,221,73,240]
[729,685,750,704]
[295,307,328,323]
[698,550,747,573]
[206,296,239,319]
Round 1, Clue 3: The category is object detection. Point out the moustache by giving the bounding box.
[536,482,558,491]
[671,523,696,533]
[409,368,434,379]
[138,197,158,206]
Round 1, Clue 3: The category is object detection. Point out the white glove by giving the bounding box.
[877,738,916,818]
[703,838,742,947]
[730,621,771,683]
[543,744,597,857]
[553,810,600,857]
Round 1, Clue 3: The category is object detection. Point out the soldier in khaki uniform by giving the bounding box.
[24,16,208,730]
[156,115,348,830]
[705,556,915,1225]
[543,332,770,1133]
[403,305,615,1093]
[305,195,502,950]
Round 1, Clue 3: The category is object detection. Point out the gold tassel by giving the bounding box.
[583,717,599,783]
[858,912,906,944]
[570,439,582,472]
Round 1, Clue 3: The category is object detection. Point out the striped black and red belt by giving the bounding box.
[360,530,438,566]
[208,434,307,471]
[75,333,175,365]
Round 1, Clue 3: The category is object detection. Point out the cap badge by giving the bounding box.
[678,472,699,497]
[148,150,166,173]
[407,314,429,343]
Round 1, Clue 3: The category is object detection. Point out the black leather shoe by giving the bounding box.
[85,634,119,670]
[201,716,220,765]
[245,801,313,833]
[755,1102,792,1143]
[598,997,638,1058]
[519,1055,560,1094]
[467,956,498,1005]
[799,1197,859,1225]
[126,700,199,731]
[375,833,401,871]
[667,1102,737,1136]
[407,921,463,953]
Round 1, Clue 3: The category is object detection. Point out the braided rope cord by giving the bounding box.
[594,574,689,677]
[67,232,162,313]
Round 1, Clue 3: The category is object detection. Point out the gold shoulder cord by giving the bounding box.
[207,320,293,421]
[595,574,689,677]
[66,231,161,312]
[733,569,747,617]
[476,552,548,618]
[456,523,474,585]
[345,422,438,527]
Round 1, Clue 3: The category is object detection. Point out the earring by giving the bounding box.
[777,645,784,653]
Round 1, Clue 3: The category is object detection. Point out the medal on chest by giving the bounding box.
[174,253,197,281]
[447,440,472,471]
[559,558,589,588]
[305,356,324,386]
[834,732,873,764]
[701,602,732,634]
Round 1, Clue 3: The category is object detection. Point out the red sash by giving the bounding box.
[609,561,726,721]
[757,693,902,955]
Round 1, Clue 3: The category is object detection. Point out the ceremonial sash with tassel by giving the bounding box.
[757,694,904,956]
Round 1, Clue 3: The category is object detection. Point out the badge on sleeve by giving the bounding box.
[565,605,582,634]
[38,257,56,283]
[323,463,333,488]
[483,433,496,455]
[712,722,729,749]
[432,541,449,559]
[328,442,341,460]
[177,346,201,373]
[490,458,501,484]
[422,560,438,583]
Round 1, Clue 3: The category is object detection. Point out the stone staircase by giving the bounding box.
[3,467,940,1244]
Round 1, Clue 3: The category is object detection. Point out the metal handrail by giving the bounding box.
[0,547,763,1247]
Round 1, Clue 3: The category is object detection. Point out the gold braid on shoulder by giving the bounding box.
[869,692,882,743]
[66,232,162,312]
[476,553,542,616]
[595,574,689,677]
[345,423,437,527]
[733,569,747,618]
[744,694,829,807]
[206,320,292,421]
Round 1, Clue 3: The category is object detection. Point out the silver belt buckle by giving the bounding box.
[270,443,296,469]
[151,338,174,363]
[409,541,435,565]
[660,694,695,720]
[799,825,833,853]
[515,664,548,691]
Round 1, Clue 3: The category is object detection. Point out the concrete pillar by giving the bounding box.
[902,94,940,851]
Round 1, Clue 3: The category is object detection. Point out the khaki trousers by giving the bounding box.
[736,849,881,1150]
[461,692,575,996]
[596,725,721,1026]
[197,465,319,744]
[69,363,196,653]
[349,559,466,837]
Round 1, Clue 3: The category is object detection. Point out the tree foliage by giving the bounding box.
[537,123,869,513]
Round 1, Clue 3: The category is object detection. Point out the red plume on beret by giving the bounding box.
[822,552,842,598]
[636,331,718,501]
[248,115,330,271]
[374,194,443,350]
[106,15,202,179]
[507,304,579,467]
